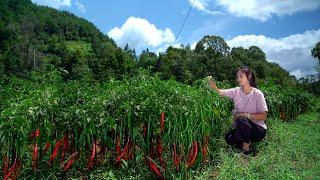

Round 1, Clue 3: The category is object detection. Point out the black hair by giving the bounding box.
[237,66,257,88]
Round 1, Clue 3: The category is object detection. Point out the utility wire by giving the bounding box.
[176,0,196,40]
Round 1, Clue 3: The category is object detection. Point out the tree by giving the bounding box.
[138,49,158,71]
[195,35,230,56]
[248,46,266,62]
[311,42,320,60]
[311,41,320,77]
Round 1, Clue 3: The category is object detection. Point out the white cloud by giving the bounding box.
[227,29,320,79]
[153,43,183,55]
[108,17,176,53]
[31,0,71,9]
[191,41,197,50]
[188,0,222,15]
[216,0,320,22]
[75,0,86,13]
[190,0,206,11]
[189,0,320,21]
[292,69,308,79]
[31,0,86,12]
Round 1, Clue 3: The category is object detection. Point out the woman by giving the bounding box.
[208,66,268,155]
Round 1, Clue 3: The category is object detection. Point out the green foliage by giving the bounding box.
[261,83,313,121]
[299,80,320,97]
[137,49,157,71]
[311,41,320,61]
[0,67,315,179]
[64,41,93,57]
[0,68,234,179]
[152,39,296,87]
[195,35,230,56]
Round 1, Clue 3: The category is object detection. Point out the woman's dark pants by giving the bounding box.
[225,117,266,149]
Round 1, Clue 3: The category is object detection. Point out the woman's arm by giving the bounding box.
[235,112,267,121]
[207,77,230,96]
[209,81,225,96]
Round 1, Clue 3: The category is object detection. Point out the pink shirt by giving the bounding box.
[221,87,268,129]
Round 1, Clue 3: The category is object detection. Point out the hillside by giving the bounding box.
[0,0,135,81]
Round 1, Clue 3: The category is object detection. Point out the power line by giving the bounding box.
[176,0,196,41]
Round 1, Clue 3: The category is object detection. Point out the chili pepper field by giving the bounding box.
[0,69,314,179]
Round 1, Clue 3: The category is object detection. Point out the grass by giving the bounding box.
[194,110,320,180]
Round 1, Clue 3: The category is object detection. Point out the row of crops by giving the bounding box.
[0,69,314,179]
[261,85,312,121]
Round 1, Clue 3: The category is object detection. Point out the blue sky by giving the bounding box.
[31,0,320,79]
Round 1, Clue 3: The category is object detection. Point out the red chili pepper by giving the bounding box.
[201,145,207,163]
[187,143,194,163]
[159,156,166,169]
[115,138,134,166]
[116,138,131,162]
[149,138,155,159]
[202,136,209,163]
[87,140,96,169]
[172,143,181,171]
[145,156,163,179]
[160,112,165,133]
[2,156,9,176]
[34,129,40,138]
[43,142,51,155]
[49,140,61,165]
[122,149,133,161]
[186,141,198,168]
[64,157,75,171]
[4,154,17,180]
[122,140,133,161]
[32,143,38,170]
[63,152,78,171]
[157,136,163,156]
[157,136,165,168]
[30,129,40,139]
[10,160,21,180]
[115,136,121,155]
[61,134,68,162]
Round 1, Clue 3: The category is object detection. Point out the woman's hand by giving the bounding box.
[209,81,218,90]
[234,112,248,119]
[235,112,268,121]
[207,76,218,90]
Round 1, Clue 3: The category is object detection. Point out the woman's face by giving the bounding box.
[236,70,249,87]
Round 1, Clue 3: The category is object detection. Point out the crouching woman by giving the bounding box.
[208,66,268,155]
